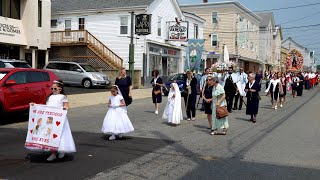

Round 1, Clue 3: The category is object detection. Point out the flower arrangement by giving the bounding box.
[286,49,303,71]
[211,60,238,73]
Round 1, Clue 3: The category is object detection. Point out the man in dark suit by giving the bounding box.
[224,66,238,113]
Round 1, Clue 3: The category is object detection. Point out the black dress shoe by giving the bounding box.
[238,108,242,110]
[232,107,237,110]
[252,118,256,123]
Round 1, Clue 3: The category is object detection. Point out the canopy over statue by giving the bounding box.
[286,49,303,71]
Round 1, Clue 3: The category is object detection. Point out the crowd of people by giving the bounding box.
[27,67,319,162]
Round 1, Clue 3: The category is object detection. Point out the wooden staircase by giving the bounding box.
[51,30,123,70]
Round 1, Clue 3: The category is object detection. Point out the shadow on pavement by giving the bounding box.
[0,128,174,180]
[0,113,29,125]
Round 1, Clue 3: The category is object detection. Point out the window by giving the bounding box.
[51,20,58,28]
[46,63,58,69]
[79,18,85,30]
[194,24,199,39]
[157,16,162,36]
[0,0,20,19]
[7,72,27,84]
[69,64,80,71]
[211,34,218,47]
[212,12,218,23]
[250,42,254,51]
[27,72,49,83]
[65,20,71,36]
[38,0,42,27]
[120,16,128,34]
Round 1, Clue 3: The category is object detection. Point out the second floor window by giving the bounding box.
[212,12,218,24]
[38,0,42,27]
[211,34,218,47]
[158,16,162,36]
[120,16,128,35]
[79,18,85,30]
[51,20,58,28]
[0,0,21,20]
[65,20,71,36]
[194,24,199,39]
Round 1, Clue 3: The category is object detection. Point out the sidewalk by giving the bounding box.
[68,88,153,108]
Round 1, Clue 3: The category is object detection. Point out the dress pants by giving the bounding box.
[226,93,235,112]
[234,94,244,109]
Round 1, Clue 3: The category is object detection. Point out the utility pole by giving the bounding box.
[129,11,135,84]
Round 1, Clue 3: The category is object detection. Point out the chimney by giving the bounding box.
[203,0,208,3]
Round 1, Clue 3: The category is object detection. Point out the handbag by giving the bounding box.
[216,106,229,119]
[154,89,161,95]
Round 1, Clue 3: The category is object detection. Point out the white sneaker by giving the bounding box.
[275,106,277,110]
[109,134,116,140]
[155,110,158,115]
[47,153,57,161]
[187,118,191,121]
[191,117,196,121]
[58,153,65,159]
[280,104,283,108]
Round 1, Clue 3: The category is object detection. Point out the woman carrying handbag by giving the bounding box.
[211,77,229,135]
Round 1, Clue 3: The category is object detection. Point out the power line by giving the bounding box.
[280,10,320,25]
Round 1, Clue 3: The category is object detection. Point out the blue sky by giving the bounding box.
[178,0,320,64]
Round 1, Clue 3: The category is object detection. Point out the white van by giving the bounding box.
[44,61,110,88]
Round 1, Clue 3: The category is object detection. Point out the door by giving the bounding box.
[65,20,72,36]
[162,57,168,76]
[68,64,84,85]
[3,72,30,112]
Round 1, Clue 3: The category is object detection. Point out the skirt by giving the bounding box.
[203,102,212,114]
[101,107,134,134]
[58,118,76,153]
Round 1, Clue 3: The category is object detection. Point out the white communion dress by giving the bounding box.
[101,94,134,134]
[46,94,76,153]
[162,83,183,125]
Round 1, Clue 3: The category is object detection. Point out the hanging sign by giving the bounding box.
[135,14,151,35]
[168,21,188,41]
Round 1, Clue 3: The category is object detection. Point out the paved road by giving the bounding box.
[0,87,319,179]
[64,85,110,95]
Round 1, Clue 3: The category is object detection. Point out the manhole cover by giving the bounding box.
[199,156,218,161]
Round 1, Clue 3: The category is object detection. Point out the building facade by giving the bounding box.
[0,0,51,68]
[273,25,283,71]
[181,1,261,73]
[51,0,204,84]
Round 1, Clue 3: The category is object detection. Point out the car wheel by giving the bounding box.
[82,79,92,88]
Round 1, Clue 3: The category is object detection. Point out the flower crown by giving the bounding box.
[53,80,64,85]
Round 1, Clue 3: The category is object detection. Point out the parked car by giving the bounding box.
[44,61,110,88]
[162,73,202,96]
[0,68,59,117]
[0,59,31,68]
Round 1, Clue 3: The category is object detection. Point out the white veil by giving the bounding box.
[162,83,183,124]
[112,85,126,111]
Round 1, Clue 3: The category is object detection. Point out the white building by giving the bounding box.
[282,37,315,70]
[0,0,51,68]
[51,0,204,83]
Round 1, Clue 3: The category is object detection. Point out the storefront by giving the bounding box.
[147,42,182,79]
[0,0,51,68]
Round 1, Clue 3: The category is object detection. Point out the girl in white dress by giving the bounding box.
[101,85,134,140]
[162,83,183,125]
[46,80,76,161]
[265,74,283,109]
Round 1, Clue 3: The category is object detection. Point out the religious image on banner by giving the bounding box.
[185,39,205,72]
[25,104,67,151]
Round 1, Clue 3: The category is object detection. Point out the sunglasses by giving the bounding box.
[51,87,60,91]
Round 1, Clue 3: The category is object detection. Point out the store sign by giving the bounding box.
[0,17,27,45]
[168,21,188,41]
[135,14,151,35]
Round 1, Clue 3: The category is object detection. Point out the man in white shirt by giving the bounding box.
[233,67,248,110]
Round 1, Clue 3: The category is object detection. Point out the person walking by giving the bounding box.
[101,85,134,140]
[183,70,198,121]
[211,77,229,135]
[233,67,247,110]
[162,83,183,126]
[255,70,263,90]
[297,72,304,96]
[151,70,163,115]
[115,67,133,106]
[279,72,287,106]
[265,74,283,109]
[244,73,260,123]
[202,75,214,129]
[224,66,238,113]
[292,73,299,97]
[199,68,211,111]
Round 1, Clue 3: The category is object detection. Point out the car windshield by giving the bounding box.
[10,62,31,68]
[170,74,184,81]
[3,63,14,68]
[0,72,8,80]
[80,65,98,72]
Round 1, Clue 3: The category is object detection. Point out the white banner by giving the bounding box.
[25,104,67,151]
[236,82,246,97]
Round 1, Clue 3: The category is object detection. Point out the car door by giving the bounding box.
[58,63,72,84]
[27,71,51,105]
[2,71,30,112]
[68,64,84,85]
[46,62,64,80]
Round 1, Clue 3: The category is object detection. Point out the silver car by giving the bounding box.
[44,61,110,88]
[0,59,31,68]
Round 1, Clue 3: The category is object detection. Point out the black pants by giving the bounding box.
[226,93,235,112]
[234,94,244,109]
[184,96,196,118]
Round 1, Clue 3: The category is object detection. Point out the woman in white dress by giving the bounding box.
[101,85,134,140]
[162,83,183,125]
[45,80,76,161]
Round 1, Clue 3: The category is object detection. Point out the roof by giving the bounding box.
[182,11,206,22]
[282,37,310,52]
[52,0,155,13]
[256,12,275,27]
[180,1,261,22]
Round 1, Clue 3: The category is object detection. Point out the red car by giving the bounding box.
[0,68,59,116]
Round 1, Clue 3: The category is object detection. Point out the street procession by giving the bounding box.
[1,0,320,179]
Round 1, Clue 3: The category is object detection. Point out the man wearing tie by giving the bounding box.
[233,67,248,110]
[224,66,238,113]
